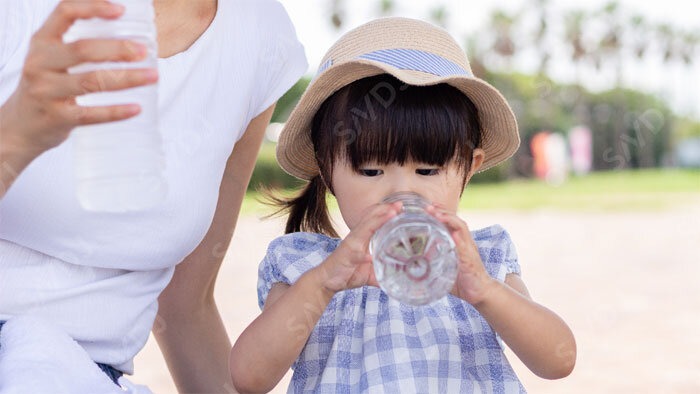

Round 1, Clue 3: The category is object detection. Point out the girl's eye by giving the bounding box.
[359,169,383,177]
[416,168,440,176]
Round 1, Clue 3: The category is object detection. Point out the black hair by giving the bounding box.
[265,73,482,237]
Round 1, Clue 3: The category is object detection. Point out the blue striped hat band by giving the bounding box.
[313,48,473,81]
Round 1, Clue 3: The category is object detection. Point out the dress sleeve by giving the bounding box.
[473,224,522,283]
[247,0,308,122]
[502,229,521,278]
[256,232,337,310]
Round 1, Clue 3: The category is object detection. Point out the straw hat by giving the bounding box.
[276,17,520,180]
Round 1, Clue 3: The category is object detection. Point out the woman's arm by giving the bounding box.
[153,104,274,393]
[0,121,39,198]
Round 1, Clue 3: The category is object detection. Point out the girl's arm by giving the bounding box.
[427,206,576,380]
[230,202,401,393]
[230,266,335,393]
[474,274,576,379]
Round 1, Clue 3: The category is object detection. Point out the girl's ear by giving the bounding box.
[468,148,486,179]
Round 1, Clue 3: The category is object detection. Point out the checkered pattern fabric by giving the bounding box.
[257,225,526,393]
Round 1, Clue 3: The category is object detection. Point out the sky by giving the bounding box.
[282,0,700,121]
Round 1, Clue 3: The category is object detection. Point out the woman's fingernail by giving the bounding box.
[109,3,125,15]
[145,69,158,81]
[133,43,147,58]
[125,105,140,115]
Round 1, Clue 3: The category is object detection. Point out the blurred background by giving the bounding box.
[133,0,700,392]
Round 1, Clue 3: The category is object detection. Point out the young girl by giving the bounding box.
[230,17,576,393]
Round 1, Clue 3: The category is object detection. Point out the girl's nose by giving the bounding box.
[382,167,424,199]
[384,183,422,200]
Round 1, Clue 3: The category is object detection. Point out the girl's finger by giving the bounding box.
[366,266,379,288]
[431,208,470,235]
[425,203,455,216]
[431,201,446,209]
[35,0,125,41]
[352,201,402,242]
[430,212,479,264]
[425,204,457,224]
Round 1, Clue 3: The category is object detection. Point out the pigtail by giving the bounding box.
[260,175,338,238]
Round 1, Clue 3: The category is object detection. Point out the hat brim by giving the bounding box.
[277,59,520,181]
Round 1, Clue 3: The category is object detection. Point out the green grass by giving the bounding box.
[242,169,700,215]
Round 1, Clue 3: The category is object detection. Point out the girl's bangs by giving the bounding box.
[312,74,482,176]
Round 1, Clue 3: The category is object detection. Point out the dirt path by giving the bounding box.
[132,205,700,393]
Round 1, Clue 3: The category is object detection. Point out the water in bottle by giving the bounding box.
[369,192,459,305]
[63,0,166,212]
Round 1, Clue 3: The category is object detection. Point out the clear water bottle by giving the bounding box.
[62,0,166,212]
[369,192,459,306]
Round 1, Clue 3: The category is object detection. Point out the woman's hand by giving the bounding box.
[0,0,158,157]
[315,201,402,294]
[425,203,497,306]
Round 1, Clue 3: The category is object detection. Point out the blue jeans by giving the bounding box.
[0,320,123,386]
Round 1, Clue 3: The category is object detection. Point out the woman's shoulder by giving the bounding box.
[231,0,298,36]
[225,0,308,121]
[233,0,305,58]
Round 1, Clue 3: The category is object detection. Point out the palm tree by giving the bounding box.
[489,10,518,70]
[330,0,344,29]
[593,1,627,168]
[656,24,677,63]
[597,2,623,84]
[628,14,658,167]
[628,14,649,60]
[430,5,447,28]
[530,0,551,75]
[379,0,394,15]
[564,10,588,83]
[680,31,699,66]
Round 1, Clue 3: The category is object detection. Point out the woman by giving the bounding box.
[0,0,307,391]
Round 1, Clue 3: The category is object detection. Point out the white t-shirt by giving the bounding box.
[0,0,308,374]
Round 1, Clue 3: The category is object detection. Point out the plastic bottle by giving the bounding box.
[369,192,459,305]
[62,0,166,212]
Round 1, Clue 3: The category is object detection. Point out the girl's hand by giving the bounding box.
[316,201,403,294]
[1,0,158,157]
[425,203,497,306]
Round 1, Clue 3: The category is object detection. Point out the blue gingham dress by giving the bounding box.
[257,224,527,393]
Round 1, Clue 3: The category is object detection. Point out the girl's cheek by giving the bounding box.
[339,198,370,231]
